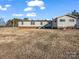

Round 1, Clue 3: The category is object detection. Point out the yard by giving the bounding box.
[0,28,79,59]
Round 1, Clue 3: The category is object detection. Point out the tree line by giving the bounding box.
[6,18,29,27]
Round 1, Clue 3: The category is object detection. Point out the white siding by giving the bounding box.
[57,16,76,28]
[18,22,31,27]
[52,19,57,28]
[18,21,48,28]
[42,22,48,26]
[35,22,41,26]
[76,19,79,28]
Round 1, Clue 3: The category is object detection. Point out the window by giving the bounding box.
[60,19,65,22]
[53,19,57,22]
[21,21,23,25]
[54,19,57,22]
[31,21,35,25]
[69,19,74,22]
[40,22,43,25]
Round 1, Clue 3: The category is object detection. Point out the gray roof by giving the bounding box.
[55,15,78,19]
[19,20,52,22]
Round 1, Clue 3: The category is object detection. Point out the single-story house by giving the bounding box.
[18,20,52,29]
[52,15,78,29]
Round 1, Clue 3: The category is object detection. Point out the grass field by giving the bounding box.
[0,28,79,59]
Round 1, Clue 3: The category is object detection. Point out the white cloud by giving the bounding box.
[40,6,45,10]
[26,0,45,10]
[26,12,37,17]
[12,12,37,17]
[27,1,44,7]
[0,6,7,11]
[12,14,24,17]
[5,4,11,7]
[24,7,33,11]
[0,4,11,11]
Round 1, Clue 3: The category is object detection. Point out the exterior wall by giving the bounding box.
[42,22,48,25]
[18,22,31,27]
[76,19,79,28]
[57,16,76,28]
[52,19,57,28]
[18,21,48,28]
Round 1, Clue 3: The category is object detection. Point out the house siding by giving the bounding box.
[52,19,57,28]
[54,16,77,28]
[18,16,78,29]
[76,19,79,28]
[18,21,49,28]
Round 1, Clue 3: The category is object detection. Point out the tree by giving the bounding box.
[12,18,22,27]
[71,10,79,18]
[6,18,22,27]
[6,20,13,27]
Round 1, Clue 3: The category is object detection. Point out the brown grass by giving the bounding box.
[0,28,79,59]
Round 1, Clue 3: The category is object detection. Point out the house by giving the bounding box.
[52,15,78,29]
[18,20,52,29]
[18,15,79,29]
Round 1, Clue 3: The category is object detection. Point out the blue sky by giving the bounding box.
[0,0,79,21]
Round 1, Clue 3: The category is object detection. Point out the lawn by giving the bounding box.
[0,28,79,59]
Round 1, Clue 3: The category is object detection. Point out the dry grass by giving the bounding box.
[0,28,79,59]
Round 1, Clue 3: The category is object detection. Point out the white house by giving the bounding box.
[18,20,52,29]
[18,15,79,29]
[52,15,78,29]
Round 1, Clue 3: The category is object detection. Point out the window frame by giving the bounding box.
[31,21,35,25]
[69,19,74,22]
[40,21,43,25]
[60,19,65,22]
[21,21,23,25]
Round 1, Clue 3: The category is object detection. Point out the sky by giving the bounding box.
[0,0,79,21]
